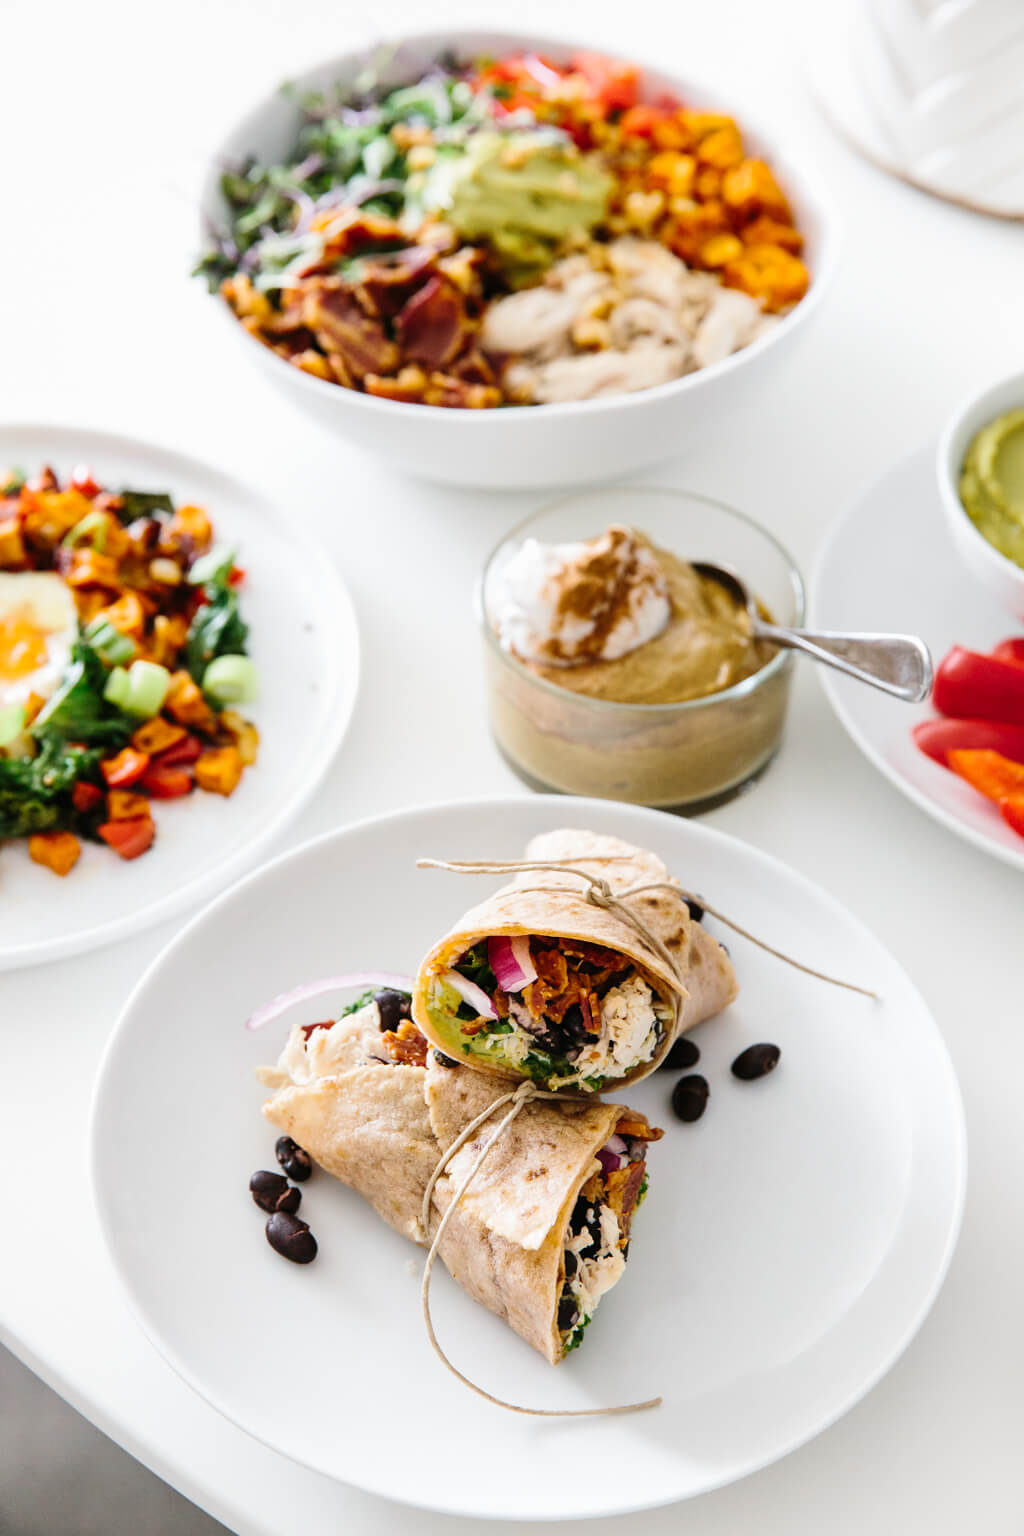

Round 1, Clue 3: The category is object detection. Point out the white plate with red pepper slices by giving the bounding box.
[814,447,1024,874]
[0,424,358,968]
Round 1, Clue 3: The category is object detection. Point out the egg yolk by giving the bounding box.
[0,605,50,682]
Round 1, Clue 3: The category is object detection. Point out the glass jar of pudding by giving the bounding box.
[479,487,804,812]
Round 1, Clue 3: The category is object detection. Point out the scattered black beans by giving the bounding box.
[374,988,412,1032]
[266,1211,318,1264]
[275,1136,313,1182]
[432,1048,459,1069]
[671,1074,710,1122]
[731,1043,781,1081]
[249,1170,301,1215]
[563,1250,578,1279]
[682,895,705,924]
[557,1294,579,1330]
[660,1036,700,1071]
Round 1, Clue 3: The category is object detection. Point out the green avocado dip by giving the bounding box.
[960,409,1024,568]
[418,130,612,282]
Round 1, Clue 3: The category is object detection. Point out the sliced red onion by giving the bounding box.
[605,1133,628,1157]
[597,1148,624,1174]
[488,935,537,993]
[245,972,413,1032]
[441,969,498,1021]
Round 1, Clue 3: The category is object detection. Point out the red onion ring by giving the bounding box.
[245,972,413,1032]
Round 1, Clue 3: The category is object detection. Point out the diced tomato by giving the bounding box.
[100,748,150,788]
[98,816,155,860]
[140,763,193,799]
[228,566,246,587]
[570,51,640,111]
[912,718,1024,769]
[948,749,1024,803]
[71,781,104,812]
[154,733,202,767]
[992,638,1024,668]
[932,647,1024,726]
[1000,796,1024,839]
[70,464,102,498]
[619,103,668,137]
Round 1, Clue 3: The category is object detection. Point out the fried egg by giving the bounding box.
[0,572,77,707]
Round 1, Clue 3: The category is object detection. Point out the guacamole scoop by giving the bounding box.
[960,409,1024,569]
[421,130,612,282]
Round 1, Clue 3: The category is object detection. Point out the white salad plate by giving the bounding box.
[92,796,965,1522]
[813,445,1024,875]
[0,425,358,969]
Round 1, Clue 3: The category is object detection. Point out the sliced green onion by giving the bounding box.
[124,660,171,717]
[62,510,109,551]
[187,544,235,586]
[84,617,136,666]
[0,702,26,747]
[103,666,132,710]
[203,655,259,705]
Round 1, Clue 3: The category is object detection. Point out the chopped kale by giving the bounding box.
[338,988,379,1018]
[117,489,176,523]
[184,577,249,686]
[562,1313,592,1355]
[31,634,133,748]
[0,739,104,839]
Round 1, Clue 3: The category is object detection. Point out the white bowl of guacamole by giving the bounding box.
[939,368,1024,619]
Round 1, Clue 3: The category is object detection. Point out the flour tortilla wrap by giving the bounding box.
[259,1003,659,1363]
[412,828,737,1092]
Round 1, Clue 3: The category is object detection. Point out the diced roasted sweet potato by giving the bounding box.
[166,671,217,733]
[722,158,792,222]
[94,590,147,641]
[65,548,120,590]
[28,831,81,876]
[218,710,259,766]
[107,789,150,821]
[163,503,212,555]
[723,243,809,311]
[131,717,186,756]
[194,745,243,796]
[0,516,27,568]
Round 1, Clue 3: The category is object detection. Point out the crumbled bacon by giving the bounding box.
[383,1020,430,1067]
[356,245,438,317]
[303,279,401,379]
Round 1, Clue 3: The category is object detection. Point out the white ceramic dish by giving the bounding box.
[92,797,964,1521]
[199,29,836,489]
[0,425,359,969]
[814,444,1024,873]
[937,367,1024,619]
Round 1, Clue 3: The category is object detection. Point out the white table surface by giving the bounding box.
[2,1,1022,1531]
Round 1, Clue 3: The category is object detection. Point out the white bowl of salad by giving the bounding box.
[198,31,835,488]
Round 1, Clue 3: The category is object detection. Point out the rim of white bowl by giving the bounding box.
[198,27,839,423]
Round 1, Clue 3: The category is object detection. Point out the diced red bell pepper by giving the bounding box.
[1000,796,1024,839]
[71,780,104,812]
[100,748,150,788]
[570,51,640,111]
[97,815,155,860]
[948,749,1024,802]
[932,647,1024,726]
[228,566,246,587]
[70,464,102,498]
[140,763,193,799]
[154,733,202,767]
[992,638,1024,668]
[913,718,1024,769]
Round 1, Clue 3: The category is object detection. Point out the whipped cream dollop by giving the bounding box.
[491,524,671,666]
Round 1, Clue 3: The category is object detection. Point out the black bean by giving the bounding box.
[660,1035,700,1071]
[557,1294,579,1330]
[731,1043,781,1081]
[432,1048,459,1069]
[671,1074,710,1122]
[275,1136,313,1182]
[374,988,411,1032]
[249,1170,301,1215]
[266,1211,318,1264]
[682,895,705,923]
[563,1249,578,1279]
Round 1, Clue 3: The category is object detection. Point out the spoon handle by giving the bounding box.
[755,625,933,703]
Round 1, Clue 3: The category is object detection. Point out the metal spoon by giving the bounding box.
[693,562,933,703]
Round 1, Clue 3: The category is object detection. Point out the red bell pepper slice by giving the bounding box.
[1000,797,1024,839]
[97,815,155,860]
[992,638,1024,668]
[71,780,104,812]
[100,748,150,788]
[912,718,1024,768]
[154,733,202,767]
[140,763,193,799]
[948,749,1024,802]
[932,647,1024,726]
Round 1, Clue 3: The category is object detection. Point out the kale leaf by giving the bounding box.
[0,740,104,839]
[31,635,133,748]
[338,988,379,1018]
[184,578,249,686]
[117,489,176,523]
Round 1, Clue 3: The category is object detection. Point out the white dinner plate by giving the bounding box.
[92,797,965,1521]
[0,425,358,968]
[813,446,1024,874]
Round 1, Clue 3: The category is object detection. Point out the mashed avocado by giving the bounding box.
[421,130,611,282]
[960,409,1024,568]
